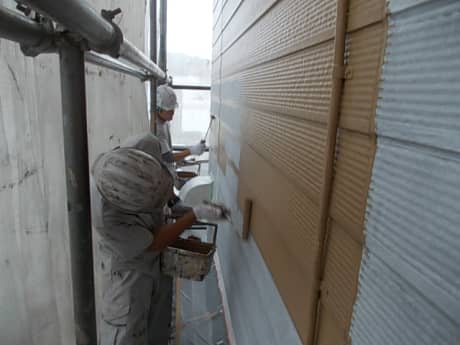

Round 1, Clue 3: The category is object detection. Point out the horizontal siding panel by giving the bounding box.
[245,197,318,344]
[348,0,386,32]
[244,108,326,203]
[240,41,334,124]
[221,0,336,77]
[219,0,274,52]
[238,144,321,274]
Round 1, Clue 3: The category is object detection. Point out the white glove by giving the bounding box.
[193,203,226,222]
[189,141,206,156]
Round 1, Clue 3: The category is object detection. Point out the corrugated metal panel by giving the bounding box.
[351,0,460,344]
[351,246,459,345]
[241,41,334,123]
[340,23,385,134]
[221,0,336,77]
[330,130,374,241]
[376,0,460,152]
[245,108,326,201]
[321,221,362,330]
[347,0,386,32]
[363,139,460,314]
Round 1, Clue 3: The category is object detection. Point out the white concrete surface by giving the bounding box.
[0,0,150,344]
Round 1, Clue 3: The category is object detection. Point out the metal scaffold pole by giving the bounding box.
[158,0,167,73]
[150,0,158,131]
[59,42,97,345]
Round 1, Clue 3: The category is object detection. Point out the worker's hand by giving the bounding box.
[171,201,193,217]
[188,141,206,156]
[193,203,229,222]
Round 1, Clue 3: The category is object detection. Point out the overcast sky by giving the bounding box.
[167,0,213,60]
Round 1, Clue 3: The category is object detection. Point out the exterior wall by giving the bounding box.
[316,1,386,344]
[0,1,149,344]
[351,0,460,344]
[210,0,338,344]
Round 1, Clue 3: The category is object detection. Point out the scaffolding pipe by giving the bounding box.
[158,0,167,72]
[119,39,165,80]
[149,0,158,131]
[21,0,119,54]
[0,5,54,53]
[59,43,97,345]
[85,51,150,80]
[171,84,211,91]
[21,0,166,79]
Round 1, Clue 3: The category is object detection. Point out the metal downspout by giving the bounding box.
[59,42,97,345]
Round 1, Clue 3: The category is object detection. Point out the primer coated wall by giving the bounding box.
[0,1,149,344]
[351,1,460,344]
[211,0,337,344]
[212,1,459,344]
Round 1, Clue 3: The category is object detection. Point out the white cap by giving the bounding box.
[92,148,173,212]
[157,85,178,111]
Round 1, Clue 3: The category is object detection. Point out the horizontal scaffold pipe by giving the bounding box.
[0,5,55,55]
[21,0,119,55]
[21,0,166,80]
[85,51,152,81]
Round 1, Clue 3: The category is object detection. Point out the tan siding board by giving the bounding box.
[221,0,337,77]
[246,197,317,344]
[321,221,363,331]
[330,130,375,242]
[348,0,386,32]
[239,144,321,269]
[238,143,321,343]
[316,305,349,345]
[340,22,385,134]
[244,108,326,202]
[241,41,335,124]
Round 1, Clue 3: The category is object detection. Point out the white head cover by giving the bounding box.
[92,147,173,213]
[157,85,178,111]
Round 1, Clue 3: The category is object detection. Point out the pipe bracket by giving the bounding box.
[98,7,123,57]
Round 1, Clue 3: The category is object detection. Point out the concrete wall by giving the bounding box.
[0,1,149,344]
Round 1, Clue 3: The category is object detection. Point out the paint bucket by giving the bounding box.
[161,223,217,281]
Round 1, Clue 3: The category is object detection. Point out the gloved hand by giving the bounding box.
[188,141,206,156]
[171,201,193,217]
[193,203,229,222]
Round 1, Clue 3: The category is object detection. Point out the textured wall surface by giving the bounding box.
[210,0,338,344]
[351,1,460,344]
[0,1,149,344]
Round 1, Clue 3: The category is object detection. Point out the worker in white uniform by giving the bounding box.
[91,133,226,345]
[155,85,206,173]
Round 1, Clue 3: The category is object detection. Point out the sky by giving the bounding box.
[167,0,213,60]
